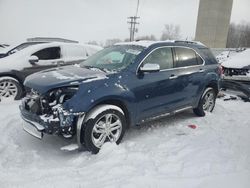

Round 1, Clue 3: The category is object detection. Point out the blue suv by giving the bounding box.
[20,40,220,153]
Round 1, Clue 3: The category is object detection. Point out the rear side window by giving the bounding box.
[174,47,203,68]
[143,47,173,70]
[196,54,203,65]
[199,48,217,64]
[32,47,61,60]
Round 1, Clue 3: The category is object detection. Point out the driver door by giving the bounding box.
[132,47,185,121]
[22,46,62,77]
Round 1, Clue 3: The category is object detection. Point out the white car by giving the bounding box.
[221,49,250,82]
[0,42,102,101]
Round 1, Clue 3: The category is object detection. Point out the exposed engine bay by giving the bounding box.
[22,87,80,138]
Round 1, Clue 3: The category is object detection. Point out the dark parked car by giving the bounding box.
[20,40,220,153]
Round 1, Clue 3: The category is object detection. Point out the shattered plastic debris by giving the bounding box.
[188,124,197,129]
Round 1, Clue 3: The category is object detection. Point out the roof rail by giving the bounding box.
[174,40,205,46]
[27,37,78,43]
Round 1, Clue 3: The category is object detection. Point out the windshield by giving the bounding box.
[7,42,46,55]
[80,45,144,71]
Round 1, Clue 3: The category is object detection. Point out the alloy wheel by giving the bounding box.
[202,91,215,112]
[0,80,18,99]
[91,113,122,148]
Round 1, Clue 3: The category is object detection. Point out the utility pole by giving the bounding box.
[127,16,140,41]
[127,0,140,41]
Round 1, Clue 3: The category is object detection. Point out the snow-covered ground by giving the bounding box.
[0,97,250,188]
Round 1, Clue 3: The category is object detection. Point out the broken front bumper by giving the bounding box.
[20,100,85,141]
[20,104,86,149]
[22,116,44,139]
[20,105,48,139]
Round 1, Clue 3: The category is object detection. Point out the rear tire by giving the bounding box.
[83,107,126,154]
[193,87,216,117]
[0,78,23,101]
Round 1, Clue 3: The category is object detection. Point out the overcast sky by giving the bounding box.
[0,0,249,44]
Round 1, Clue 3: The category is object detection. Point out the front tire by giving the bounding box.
[0,78,23,101]
[83,107,126,154]
[193,87,216,117]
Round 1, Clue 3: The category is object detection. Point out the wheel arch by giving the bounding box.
[76,100,131,150]
[86,99,131,128]
[0,73,25,99]
[205,80,219,95]
[194,80,219,108]
[0,73,23,84]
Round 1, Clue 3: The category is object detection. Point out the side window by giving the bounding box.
[196,54,204,65]
[143,47,173,70]
[32,47,61,60]
[174,47,202,68]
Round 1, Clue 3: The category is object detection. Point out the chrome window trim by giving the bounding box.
[136,45,205,74]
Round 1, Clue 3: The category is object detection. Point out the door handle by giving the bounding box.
[169,74,178,79]
[57,61,65,66]
[199,69,205,73]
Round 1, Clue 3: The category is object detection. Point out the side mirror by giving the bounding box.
[29,55,39,65]
[140,63,160,73]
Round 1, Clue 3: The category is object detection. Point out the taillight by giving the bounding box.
[218,65,224,76]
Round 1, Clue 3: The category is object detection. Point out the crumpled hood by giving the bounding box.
[24,65,108,94]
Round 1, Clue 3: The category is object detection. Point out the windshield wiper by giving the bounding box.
[83,65,107,73]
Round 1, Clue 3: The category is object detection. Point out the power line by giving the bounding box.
[135,0,140,17]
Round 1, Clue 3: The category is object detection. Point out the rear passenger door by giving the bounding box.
[173,47,205,106]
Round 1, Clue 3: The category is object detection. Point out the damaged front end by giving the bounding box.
[20,86,84,139]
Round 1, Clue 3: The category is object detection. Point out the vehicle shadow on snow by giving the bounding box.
[132,110,196,129]
[16,110,199,157]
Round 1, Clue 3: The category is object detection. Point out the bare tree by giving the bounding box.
[136,34,157,41]
[227,22,250,48]
[87,41,99,45]
[105,38,122,47]
[161,24,181,40]
[124,38,131,42]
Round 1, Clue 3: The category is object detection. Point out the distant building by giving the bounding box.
[195,0,233,48]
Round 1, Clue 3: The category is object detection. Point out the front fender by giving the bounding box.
[63,77,137,115]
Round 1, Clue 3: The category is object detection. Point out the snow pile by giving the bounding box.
[221,49,250,69]
[0,99,250,188]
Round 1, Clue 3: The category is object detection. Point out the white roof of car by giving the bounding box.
[222,49,250,69]
[0,41,102,54]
